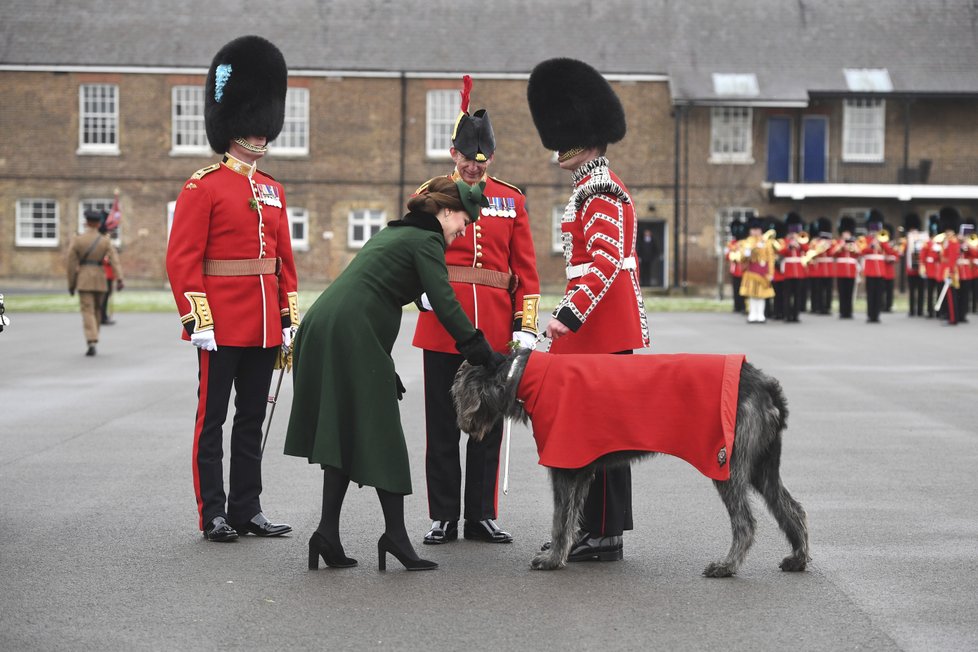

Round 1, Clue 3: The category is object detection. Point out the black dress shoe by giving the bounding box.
[423,520,458,545]
[85,345,96,357]
[567,535,623,562]
[203,516,238,542]
[231,513,292,537]
[463,519,513,543]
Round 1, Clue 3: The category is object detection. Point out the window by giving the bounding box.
[79,199,121,247]
[426,90,457,158]
[843,99,885,162]
[167,200,177,239]
[269,88,310,156]
[348,209,385,248]
[551,205,567,254]
[79,84,119,154]
[288,207,309,251]
[16,199,59,246]
[171,86,209,155]
[710,106,753,163]
[716,207,756,254]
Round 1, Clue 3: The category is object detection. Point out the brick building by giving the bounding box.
[2,0,976,293]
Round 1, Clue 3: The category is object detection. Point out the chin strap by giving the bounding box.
[233,137,268,154]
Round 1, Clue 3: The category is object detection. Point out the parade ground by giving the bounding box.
[1,309,976,651]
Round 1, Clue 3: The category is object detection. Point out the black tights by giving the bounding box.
[317,466,419,560]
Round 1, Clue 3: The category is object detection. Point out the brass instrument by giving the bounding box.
[801,239,830,266]
[967,233,978,248]
[795,232,810,245]
[877,228,890,243]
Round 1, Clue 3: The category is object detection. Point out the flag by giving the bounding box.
[105,192,122,230]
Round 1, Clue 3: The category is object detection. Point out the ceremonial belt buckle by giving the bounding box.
[203,257,281,276]
[447,265,514,291]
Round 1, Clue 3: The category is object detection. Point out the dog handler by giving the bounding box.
[414,76,540,547]
[526,58,650,562]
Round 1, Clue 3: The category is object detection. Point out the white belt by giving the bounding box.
[833,258,857,264]
[783,257,803,263]
[863,254,885,261]
[566,256,636,280]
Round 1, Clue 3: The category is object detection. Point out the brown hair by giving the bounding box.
[407,176,464,215]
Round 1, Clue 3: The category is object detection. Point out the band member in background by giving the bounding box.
[953,221,973,322]
[779,212,807,323]
[923,214,941,318]
[766,216,786,320]
[528,57,650,562]
[726,218,747,313]
[857,211,897,324]
[935,206,962,326]
[830,217,859,319]
[415,76,540,547]
[901,212,928,317]
[738,217,777,323]
[166,36,298,542]
[66,209,123,356]
[806,217,834,315]
[882,222,897,312]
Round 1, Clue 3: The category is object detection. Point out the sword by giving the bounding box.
[261,364,287,455]
[934,277,952,312]
[502,417,513,495]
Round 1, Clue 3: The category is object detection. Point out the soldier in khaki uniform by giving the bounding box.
[66,209,123,356]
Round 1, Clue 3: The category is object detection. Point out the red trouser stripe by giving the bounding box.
[193,350,210,530]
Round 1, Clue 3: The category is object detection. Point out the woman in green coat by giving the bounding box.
[285,176,502,572]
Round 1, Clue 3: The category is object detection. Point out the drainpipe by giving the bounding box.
[682,104,690,295]
[673,104,682,291]
[398,71,407,213]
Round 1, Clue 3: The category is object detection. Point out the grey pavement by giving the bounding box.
[1,308,976,651]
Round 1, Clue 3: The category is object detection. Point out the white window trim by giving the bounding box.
[551,205,565,254]
[170,85,210,156]
[16,198,59,247]
[709,106,754,164]
[269,88,310,157]
[166,200,177,239]
[347,208,386,248]
[78,199,121,247]
[288,207,309,251]
[426,89,456,160]
[842,99,885,163]
[78,84,120,155]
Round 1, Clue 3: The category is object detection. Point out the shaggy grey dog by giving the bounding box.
[452,349,810,574]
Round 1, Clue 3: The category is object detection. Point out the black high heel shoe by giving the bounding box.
[308,531,357,569]
[377,533,438,571]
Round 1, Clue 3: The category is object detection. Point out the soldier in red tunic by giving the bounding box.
[830,217,859,319]
[857,211,898,323]
[414,77,540,546]
[726,218,747,314]
[779,212,808,323]
[922,215,942,318]
[935,207,964,325]
[165,36,298,542]
[805,217,835,315]
[900,212,928,317]
[528,58,650,562]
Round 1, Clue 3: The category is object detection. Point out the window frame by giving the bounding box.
[15,198,60,247]
[78,198,121,247]
[709,106,754,164]
[842,98,886,163]
[78,84,120,155]
[347,208,386,248]
[426,89,457,159]
[170,85,210,156]
[288,206,309,251]
[551,205,566,254]
[269,88,310,157]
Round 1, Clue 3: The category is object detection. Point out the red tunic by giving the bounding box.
[830,239,859,279]
[858,237,898,278]
[726,239,743,278]
[515,351,744,480]
[166,156,298,348]
[413,174,539,352]
[779,238,808,280]
[551,157,649,354]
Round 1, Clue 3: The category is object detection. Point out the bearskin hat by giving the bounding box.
[729,218,747,240]
[785,211,803,233]
[452,76,496,162]
[902,212,921,231]
[865,208,884,232]
[839,216,856,235]
[927,214,940,236]
[938,206,960,233]
[204,35,288,154]
[526,58,626,153]
[815,217,833,238]
[746,216,764,231]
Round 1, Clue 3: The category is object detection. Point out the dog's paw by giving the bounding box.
[702,561,736,578]
[530,551,566,571]
[779,554,808,572]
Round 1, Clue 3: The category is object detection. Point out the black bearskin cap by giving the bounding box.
[865,208,884,232]
[205,35,288,154]
[526,58,626,152]
[839,216,856,234]
[938,206,960,233]
[785,211,803,233]
[903,212,921,231]
[729,219,747,240]
[816,217,833,238]
[928,214,940,236]
[746,216,764,231]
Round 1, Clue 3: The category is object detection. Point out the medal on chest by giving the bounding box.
[254,183,282,208]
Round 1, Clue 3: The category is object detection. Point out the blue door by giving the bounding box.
[802,116,828,182]
[766,116,791,182]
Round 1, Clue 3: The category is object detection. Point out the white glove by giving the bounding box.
[419,293,433,311]
[512,331,537,350]
[282,326,294,353]
[190,330,218,351]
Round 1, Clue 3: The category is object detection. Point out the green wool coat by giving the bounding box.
[283,211,476,494]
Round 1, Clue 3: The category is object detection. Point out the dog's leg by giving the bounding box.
[750,436,810,572]
[531,467,593,570]
[703,477,756,578]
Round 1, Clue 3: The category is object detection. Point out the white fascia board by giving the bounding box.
[772,183,978,201]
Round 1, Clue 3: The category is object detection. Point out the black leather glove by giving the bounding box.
[395,373,406,401]
[456,330,504,371]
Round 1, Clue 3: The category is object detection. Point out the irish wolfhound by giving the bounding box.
[451,349,809,574]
